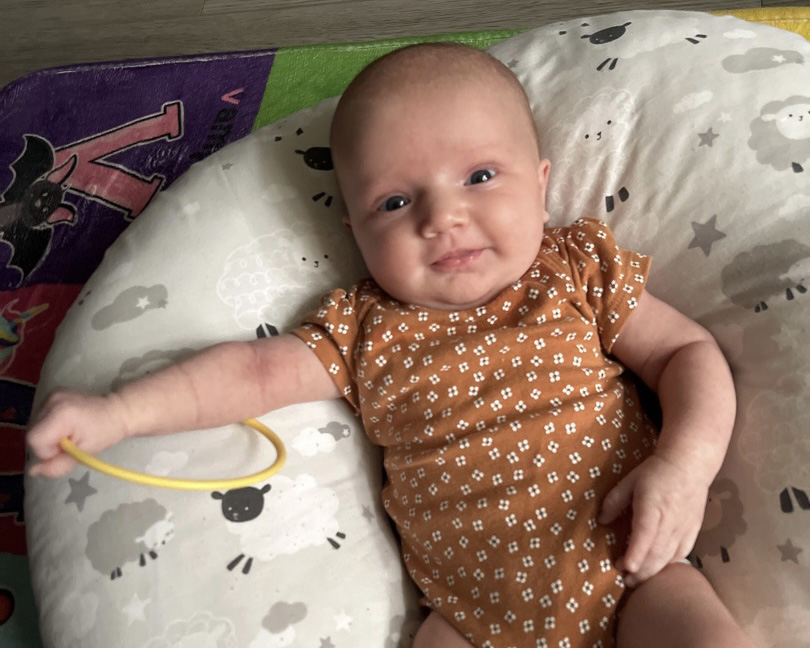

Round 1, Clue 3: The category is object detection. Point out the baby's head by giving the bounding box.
[331,43,551,310]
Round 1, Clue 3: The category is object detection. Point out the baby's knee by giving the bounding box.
[412,611,476,648]
[618,563,753,648]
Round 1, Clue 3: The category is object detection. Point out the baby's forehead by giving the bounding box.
[335,67,523,135]
[331,45,539,159]
[353,55,509,104]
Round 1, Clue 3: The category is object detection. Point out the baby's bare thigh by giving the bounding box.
[617,563,753,648]
[412,611,476,648]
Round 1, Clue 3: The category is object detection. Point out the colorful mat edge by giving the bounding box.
[255,6,809,127]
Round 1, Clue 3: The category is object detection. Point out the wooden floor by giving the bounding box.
[0,0,803,88]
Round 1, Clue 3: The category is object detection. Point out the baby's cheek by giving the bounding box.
[362,243,408,286]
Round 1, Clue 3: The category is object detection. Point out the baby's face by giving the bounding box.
[336,78,550,311]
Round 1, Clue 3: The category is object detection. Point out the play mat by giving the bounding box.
[1,5,808,647]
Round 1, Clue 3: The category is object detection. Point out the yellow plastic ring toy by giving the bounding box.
[59,418,286,491]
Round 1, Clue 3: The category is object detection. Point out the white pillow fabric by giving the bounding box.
[27,99,422,648]
[26,10,809,647]
[489,12,809,643]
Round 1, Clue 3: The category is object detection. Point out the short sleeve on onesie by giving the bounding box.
[543,217,651,353]
[288,279,382,412]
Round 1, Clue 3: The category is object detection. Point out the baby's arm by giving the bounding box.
[27,335,340,478]
[598,290,735,587]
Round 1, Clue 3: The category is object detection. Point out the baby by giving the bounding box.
[28,44,752,648]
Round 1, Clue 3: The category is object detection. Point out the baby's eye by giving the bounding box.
[466,169,496,185]
[379,195,410,212]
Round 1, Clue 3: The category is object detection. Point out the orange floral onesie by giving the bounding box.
[292,218,658,648]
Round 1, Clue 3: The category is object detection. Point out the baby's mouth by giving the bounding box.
[431,248,483,271]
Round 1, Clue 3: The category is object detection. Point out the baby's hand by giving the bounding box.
[597,453,709,587]
[27,389,130,478]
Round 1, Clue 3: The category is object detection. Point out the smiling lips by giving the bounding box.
[431,248,484,271]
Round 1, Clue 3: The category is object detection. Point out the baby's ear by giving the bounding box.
[538,159,552,223]
[538,159,551,186]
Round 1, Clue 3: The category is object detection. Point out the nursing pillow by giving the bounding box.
[26,10,809,647]
[488,13,810,643]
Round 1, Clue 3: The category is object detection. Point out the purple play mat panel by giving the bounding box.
[0,50,275,645]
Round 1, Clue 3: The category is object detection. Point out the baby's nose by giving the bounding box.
[420,196,468,237]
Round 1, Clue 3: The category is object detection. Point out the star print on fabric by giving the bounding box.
[182,201,200,216]
[688,215,726,256]
[320,638,335,648]
[777,539,802,564]
[361,505,375,521]
[136,296,151,310]
[222,162,234,170]
[334,611,352,631]
[772,54,786,63]
[507,59,519,68]
[123,593,150,625]
[698,127,719,147]
[717,113,732,123]
[65,472,97,511]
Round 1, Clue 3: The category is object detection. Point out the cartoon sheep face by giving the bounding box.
[136,517,175,549]
[565,14,706,70]
[720,239,810,312]
[216,221,364,331]
[749,95,810,173]
[85,499,175,580]
[211,474,344,575]
[762,102,810,141]
[702,486,733,531]
[691,478,747,566]
[545,88,636,216]
[212,484,270,522]
[567,89,635,148]
[576,114,617,148]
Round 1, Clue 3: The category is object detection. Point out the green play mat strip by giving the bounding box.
[254,29,519,127]
[254,7,809,130]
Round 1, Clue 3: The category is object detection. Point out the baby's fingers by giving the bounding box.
[27,416,70,462]
[624,528,678,587]
[598,472,636,525]
[29,453,78,479]
[622,502,662,576]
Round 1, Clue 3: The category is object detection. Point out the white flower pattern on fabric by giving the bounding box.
[292,219,656,647]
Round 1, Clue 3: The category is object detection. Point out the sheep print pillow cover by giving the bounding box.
[26,9,809,648]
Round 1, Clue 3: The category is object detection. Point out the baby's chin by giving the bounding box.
[390,282,511,312]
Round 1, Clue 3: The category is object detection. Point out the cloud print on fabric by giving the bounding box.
[722,48,804,73]
[91,284,168,330]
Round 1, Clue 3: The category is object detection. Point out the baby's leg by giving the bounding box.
[412,611,476,648]
[617,562,754,648]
